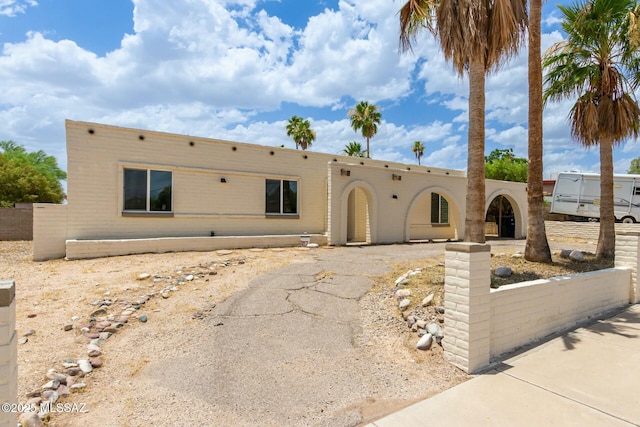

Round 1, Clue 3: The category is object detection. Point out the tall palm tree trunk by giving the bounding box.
[525,0,552,262]
[366,137,371,158]
[597,137,616,258]
[465,59,486,243]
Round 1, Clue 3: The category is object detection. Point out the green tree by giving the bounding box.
[399,0,527,243]
[525,0,552,263]
[0,141,66,206]
[484,148,528,182]
[285,116,316,150]
[342,141,366,157]
[348,101,381,159]
[543,0,640,259]
[629,157,640,174]
[412,140,425,165]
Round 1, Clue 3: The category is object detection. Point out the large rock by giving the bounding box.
[417,333,433,351]
[427,323,443,338]
[569,250,585,262]
[494,267,513,278]
[560,249,572,259]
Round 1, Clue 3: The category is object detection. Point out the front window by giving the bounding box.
[124,168,172,212]
[266,179,298,215]
[431,193,449,224]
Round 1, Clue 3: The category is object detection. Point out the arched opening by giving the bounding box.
[347,187,370,244]
[485,195,515,238]
[406,189,462,242]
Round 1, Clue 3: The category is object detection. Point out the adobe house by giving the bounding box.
[32,120,528,260]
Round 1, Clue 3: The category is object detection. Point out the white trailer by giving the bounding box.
[551,172,640,223]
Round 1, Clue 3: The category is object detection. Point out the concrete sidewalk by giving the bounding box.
[367,304,640,427]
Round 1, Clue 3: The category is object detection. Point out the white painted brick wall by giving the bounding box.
[489,268,630,360]
[443,243,491,373]
[616,232,639,303]
[0,282,16,427]
[444,234,636,372]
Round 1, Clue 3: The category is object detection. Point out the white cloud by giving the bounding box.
[0,0,36,17]
[0,0,628,181]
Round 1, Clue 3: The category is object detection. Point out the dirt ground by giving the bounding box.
[0,237,601,426]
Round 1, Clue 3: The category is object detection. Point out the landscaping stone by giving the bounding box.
[417,333,433,350]
[41,380,60,390]
[427,323,443,338]
[494,267,513,277]
[569,250,585,262]
[395,289,411,299]
[398,299,411,310]
[77,359,93,374]
[422,293,434,306]
[19,412,45,427]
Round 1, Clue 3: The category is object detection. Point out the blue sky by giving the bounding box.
[1,0,639,179]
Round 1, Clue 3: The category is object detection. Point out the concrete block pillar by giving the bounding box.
[615,231,640,303]
[0,281,16,427]
[443,243,491,373]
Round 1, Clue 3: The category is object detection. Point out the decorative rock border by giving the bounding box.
[392,268,446,351]
[16,255,247,426]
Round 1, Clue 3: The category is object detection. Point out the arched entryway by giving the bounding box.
[405,187,463,242]
[347,187,370,244]
[485,195,515,238]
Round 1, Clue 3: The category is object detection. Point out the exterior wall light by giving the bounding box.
[392,174,402,181]
[340,169,351,176]
[220,178,227,183]
[392,194,398,199]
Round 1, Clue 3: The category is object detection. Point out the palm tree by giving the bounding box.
[399,0,527,243]
[342,141,366,157]
[286,115,316,150]
[543,0,640,259]
[412,140,425,165]
[525,0,552,263]
[348,101,381,159]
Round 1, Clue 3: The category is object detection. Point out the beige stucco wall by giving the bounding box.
[327,164,527,246]
[33,204,68,261]
[33,120,528,259]
[65,120,331,241]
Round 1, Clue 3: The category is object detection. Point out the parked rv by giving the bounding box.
[551,172,640,223]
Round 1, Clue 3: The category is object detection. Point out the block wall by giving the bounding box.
[489,268,630,358]
[0,207,32,241]
[33,204,68,261]
[0,281,16,427]
[443,233,635,373]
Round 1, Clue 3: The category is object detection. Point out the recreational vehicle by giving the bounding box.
[551,172,640,223]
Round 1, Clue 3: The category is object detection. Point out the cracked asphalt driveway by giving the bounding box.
[149,244,468,427]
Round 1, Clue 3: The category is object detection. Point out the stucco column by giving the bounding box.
[615,231,640,303]
[0,281,16,427]
[443,243,491,373]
